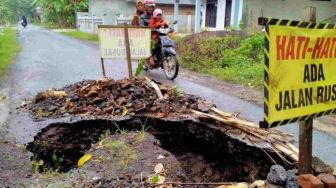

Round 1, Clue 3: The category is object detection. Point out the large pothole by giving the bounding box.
[27,117,293,184]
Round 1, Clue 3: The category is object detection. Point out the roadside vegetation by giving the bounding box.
[174,31,264,87]
[0,28,20,76]
[32,0,89,28]
[0,0,34,24]
[61,31,98,42]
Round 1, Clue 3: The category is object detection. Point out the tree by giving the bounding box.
[0,0,34,24]
[32,0,88,28]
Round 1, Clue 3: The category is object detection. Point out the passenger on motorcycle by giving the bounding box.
[139,0,155,26]
[131,0,144,26]
[150,9,168,43]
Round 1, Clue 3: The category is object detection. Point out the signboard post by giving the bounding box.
[259,6,336,174]
[299,6,316,175]
[98,25,151,78]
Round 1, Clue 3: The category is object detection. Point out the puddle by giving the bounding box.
[27,117,292,182]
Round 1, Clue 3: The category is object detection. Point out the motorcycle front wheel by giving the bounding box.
[163,54,179,80]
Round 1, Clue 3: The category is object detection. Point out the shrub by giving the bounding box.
[175,31,264,87]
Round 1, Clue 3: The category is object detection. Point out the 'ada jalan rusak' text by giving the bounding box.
[274,63,336,111]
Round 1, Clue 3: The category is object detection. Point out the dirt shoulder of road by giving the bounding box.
[180,68,336,137]
[180,69,264,105]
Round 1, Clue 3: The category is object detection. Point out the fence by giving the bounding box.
[76,14,194,34]
[77,16,105,34]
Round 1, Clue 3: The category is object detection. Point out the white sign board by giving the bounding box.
[98,26,151,59]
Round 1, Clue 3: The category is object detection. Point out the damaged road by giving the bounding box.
[0,25,335,187]
[22,77,301,187]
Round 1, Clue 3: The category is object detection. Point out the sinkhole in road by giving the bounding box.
[27,117,289,182]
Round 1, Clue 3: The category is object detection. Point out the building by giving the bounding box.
[242,0,336,32]
[200,0,243,30]
[200,0,336,32]
[88,0,195,33]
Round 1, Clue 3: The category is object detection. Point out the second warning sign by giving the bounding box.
[98,25,151,59]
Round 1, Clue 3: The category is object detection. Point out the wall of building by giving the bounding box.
[201,0,243,30]
[88,0,195,33]
[89,0,134,25]
[160,4,195,33]
[243,0,336,33]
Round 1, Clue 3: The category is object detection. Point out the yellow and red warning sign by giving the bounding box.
[260,18,336,128]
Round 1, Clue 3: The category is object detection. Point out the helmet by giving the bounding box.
[144,0,155,6]
[153,9,163,17]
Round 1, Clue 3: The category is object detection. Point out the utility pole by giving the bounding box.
[194,0,201,33]
[174,0,179,32]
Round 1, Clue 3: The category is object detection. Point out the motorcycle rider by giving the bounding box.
[21,16,27,28]
[139,0,155,26]
[131,0,144,26]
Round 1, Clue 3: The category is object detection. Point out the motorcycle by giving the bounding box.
[148,21,179,80]
[21,20,27,28]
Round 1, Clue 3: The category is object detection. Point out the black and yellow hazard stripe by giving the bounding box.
[258,17,336,129]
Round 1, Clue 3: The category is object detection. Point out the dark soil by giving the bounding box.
[27,117,293,187]
[27,77,207,119]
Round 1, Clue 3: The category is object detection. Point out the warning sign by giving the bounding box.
[260,18,336,128]
[98,25,151,59]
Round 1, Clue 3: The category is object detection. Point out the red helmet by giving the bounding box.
[144,0,155,6]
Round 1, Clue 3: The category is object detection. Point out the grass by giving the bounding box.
[61,30,98,42]
[104,139,137,169]
[186,62,264,87]
[0,28,20,76]
[175,32,264,88]
[33,22,67,30]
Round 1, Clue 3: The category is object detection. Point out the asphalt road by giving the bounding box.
[0,25,335,167]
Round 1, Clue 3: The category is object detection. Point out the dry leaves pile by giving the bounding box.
[29,77,203,118]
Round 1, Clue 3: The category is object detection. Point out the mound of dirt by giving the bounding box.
[27,77,210,119]
[82,132,185,187]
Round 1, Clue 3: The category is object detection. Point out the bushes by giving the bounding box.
[175,31,264,87]
[215,34,264,68]
[0,28,21,76]
[0,0,34,24]
[32,0,89,28]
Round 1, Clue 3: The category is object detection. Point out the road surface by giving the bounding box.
[0,25,335,168]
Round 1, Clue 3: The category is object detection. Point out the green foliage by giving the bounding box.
[105,140,137,169]
[61,30,99,41]
[0,0,34,24]
[99,130,111,141]
[238,20,244,29]
[32,0,89,28]
[215,34,264,68]
[177,33,241,70]
[150,175,160,183]
[135,118,152,142]
[176,32,264,87]
[0,28,21,76]
[135,59,145,77]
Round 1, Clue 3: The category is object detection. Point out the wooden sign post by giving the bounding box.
[299,6,316,174]
[97,25,151,79]
[124,23,133,79]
